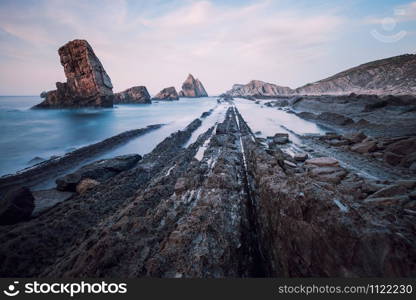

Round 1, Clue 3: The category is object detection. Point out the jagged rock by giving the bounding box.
[178,74,208,97]
[153,87,179,100]
[384,137,416,167]
[76,178,100,194]
[114,86,151,104]
[56,154,141,191]
[33,39,114,108]
[0,187,34,225]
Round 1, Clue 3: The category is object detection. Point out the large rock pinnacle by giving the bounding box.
[34,39,114,108]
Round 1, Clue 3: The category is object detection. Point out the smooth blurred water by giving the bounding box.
[0,96,217,176]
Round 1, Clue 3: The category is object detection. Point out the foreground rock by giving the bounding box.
[0,187,34,225]
[114,86,151,104]
[33,39,114,108]
[153,87,179,100]
[0,107,415,277]
[178,74,208,97]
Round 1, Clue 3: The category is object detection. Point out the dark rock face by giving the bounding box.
[0,187,34,225]
[114,86,151,104]
[178,74,208,97]
[153,87,179,100]
[56,154,142,192]
[33,39,114,108]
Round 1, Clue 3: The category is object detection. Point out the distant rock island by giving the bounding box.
[153,86,179,100]
[225,54,416,97]
[179,74,208,97]
[114,86,151,104]
[33,39,114,108]
[226,80,293,98]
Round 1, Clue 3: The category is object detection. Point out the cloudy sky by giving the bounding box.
[0,0,415,95]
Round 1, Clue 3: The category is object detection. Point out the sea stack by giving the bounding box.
[33,39,114,108]
[178,74,208,97]
[114,86,151,104]
[153,87,179,100]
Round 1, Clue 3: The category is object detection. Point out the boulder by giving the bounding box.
[76,178,100,194]
[153,87,179,100]
[56,154,141,191]
[114,86,151,104]
[178,74,208,97]
[366,184,408,200]
[344,132,366,143]
[385,137,416,156]
[33,39,114,108]
[383,151,403,166]
[308,166,347,184]
[305,157,339,167]
[32,189,74,216]
[268,133,290,146]
[0,187,34,225]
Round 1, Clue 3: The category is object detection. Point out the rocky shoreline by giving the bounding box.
[0,99,415,277]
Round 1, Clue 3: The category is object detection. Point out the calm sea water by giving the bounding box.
[0,96,326,178]
[0,96,216,176]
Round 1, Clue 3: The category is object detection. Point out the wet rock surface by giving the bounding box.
[0,104,415,278]
[114,86,151,104]
[33,40,114,108]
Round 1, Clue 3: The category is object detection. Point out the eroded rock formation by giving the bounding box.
[179,74,208,97]
[153,87,179,100]
[33,39,114,108]
[114,86,151,104]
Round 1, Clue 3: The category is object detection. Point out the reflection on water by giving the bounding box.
[0,96,215,176]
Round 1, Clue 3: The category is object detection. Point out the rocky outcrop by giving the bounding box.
[0,187,34,225]
[296,54,416,96]
[226,80,294,98]
[153,87,179,100]
[178,74,208,97]
[0,106,415,277]
[113,86,151,104]
[33,39,114,108]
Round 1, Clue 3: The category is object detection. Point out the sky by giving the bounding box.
[0,0,415,96]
